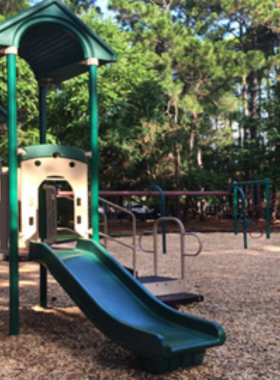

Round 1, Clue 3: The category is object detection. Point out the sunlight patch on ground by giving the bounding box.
[32,305,55,313]
[261,245,280,252]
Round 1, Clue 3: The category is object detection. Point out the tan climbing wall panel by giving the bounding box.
[21,156,88,246]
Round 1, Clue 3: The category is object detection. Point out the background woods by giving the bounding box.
[1,0,280,213]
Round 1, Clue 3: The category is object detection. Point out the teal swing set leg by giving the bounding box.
[89,64,99,243]
[39,85,48,308]
[7,53,19,335]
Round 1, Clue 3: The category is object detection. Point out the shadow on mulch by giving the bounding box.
[0,307,140,373]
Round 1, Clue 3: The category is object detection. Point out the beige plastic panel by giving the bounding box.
[21,156,88,246]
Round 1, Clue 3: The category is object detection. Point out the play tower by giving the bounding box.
[0,0,117,335]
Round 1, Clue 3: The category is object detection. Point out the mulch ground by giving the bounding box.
[1,231,280,379]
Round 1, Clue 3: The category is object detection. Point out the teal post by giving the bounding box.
[233,181,238,235]
[39,85,47,307]
[265,178,270,239]
[89,64,99,241]
[7,53,19,335]
[39,85,47,144]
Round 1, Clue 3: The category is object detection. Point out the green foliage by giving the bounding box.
[0,0,29,18]
[1,0,280,203]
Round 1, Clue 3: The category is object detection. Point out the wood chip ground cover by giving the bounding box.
[1,233,280,379]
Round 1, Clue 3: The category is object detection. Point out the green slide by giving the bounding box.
[29,239,226,374]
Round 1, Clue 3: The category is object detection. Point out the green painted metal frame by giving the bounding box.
[89,64,99,242]
[232,179,271,242]
[227,185,248,249]
[7,53,19,335]
[1,0,116,335]
[39,84,47,308]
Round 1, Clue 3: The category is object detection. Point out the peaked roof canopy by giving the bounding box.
[0,0,117,83]
[0,106,7,123]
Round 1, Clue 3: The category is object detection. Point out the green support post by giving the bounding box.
[7,53,19,335]
[89,64,99,242]
[233,181,238,235]
[39,85,47,307]
[39,85,47,144]
[265,178,270,239]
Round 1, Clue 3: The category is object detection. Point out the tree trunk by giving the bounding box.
[189,114,196,165]
[242,76,249,145]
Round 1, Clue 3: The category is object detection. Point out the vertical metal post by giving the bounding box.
[265,178,270,239]
[39,85,47,307]
[233,181,238,235]
[89,64,99,241]
[148,185,166,253]
[237,186,248,249]
[7,53,19,335]
[39,85,47,144]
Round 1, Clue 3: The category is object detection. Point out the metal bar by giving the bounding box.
[234,180,268,185]
[153,217,185,279]
[39,185,47,306]
[99,232,135,250]
[148,185,166,253]
[39,85,47,307]
[99,197,137,276]
[139,231,155,253]
[233,181,238,235]
[265,178,270,239]
[98,211,108,249]
[99,190,232,196]
[184,233,203,256]
[40,266,47,307]
[39,85,47,144]
[89,64,99,242]
[7,53,19,335]
[227,185,248,249]
[58,190,231,197]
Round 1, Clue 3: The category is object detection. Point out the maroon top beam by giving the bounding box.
[99,191,231,196]
[57,190,231,197]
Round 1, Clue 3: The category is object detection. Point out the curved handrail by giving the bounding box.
[184,233,203,257]
[143,217,203,280]
[139,230,154,253]
[139,221,203,257]
[98,197,137,277]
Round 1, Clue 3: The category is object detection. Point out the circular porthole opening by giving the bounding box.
[69,162,75,168]
[34,160,41,167]
[53,152,60,158]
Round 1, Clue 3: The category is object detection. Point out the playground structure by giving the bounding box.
[0,144,89,255]
[0,0,225,374]
[33,180,206,306]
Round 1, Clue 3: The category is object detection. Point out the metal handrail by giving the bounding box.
[184,233,203,257]
[98,210,108,249]
[153,217,185,279]
[85,210,108,248]
[98,197,137,277]
[139,216,203,280]
[139,230,154,253]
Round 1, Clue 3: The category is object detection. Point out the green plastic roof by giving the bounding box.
[0,106,7,123]
[0,0,117,83]
[20,144,87,163]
